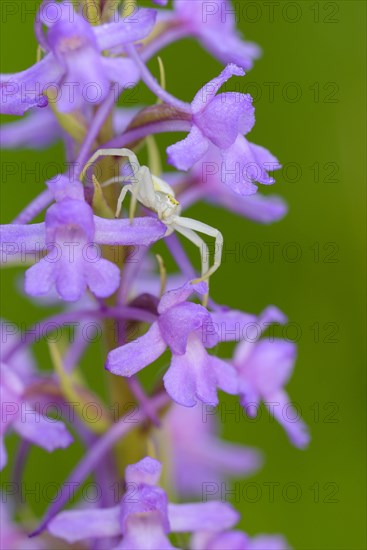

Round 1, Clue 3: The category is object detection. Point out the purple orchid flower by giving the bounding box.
[215,136,282,196]
[47,457,240,549]
[192,529,290,550]
[0,362,72,470]
[0,3,156,114]
[169,151,287,224]
[106,281,239,407]
[166,64,281,196]
[190,143,286,218]
[172,0,261,69]
[233,306,310,449]
[160,402,262,497]
[0,177,166,302]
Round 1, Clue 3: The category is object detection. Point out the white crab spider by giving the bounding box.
[81,148,223,282]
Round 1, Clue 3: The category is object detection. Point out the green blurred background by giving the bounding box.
[1,1,366,549]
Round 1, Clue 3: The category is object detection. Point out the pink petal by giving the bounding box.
[48,506,120,543]
[164,336,219,407]
[168,501,239,532]
[167,126,209,171]
[94,9,157,51]
[268,389,310,449]
[125,457,162,486]
[158,281,207,314]
[14,412,72,452]
[106,322,166,377]
[191,64,245,113]
[0,55,62,115]
[94,216,166,246]
[85,258,121,298]
[25,258,56,297]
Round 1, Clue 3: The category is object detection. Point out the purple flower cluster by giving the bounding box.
[0,1,309,548]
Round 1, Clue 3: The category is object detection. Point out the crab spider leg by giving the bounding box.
[80,148,141,182]
[173,224,210,280]
[100,175,131,189]
[173,224,211,306]
[115,166,157,220]
[129,167,146,222]
[115,166,151,222]
[175,217,224,282]
[115,185,133,218]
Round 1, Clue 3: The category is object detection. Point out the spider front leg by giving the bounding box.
[115,166,157,221]
[118,166,155,222]
[172,222,211,306]
[174,217,224,282]
[173,224,210,281]
[80,148,140,182]
[115,184,133,218]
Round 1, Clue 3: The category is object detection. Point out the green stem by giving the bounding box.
[92,107,148,473]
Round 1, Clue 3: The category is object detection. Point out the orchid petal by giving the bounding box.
[106,322,166,377]
[158,302,212,354]
[195,92,254,148]
[94,9,157,51]
[167,126,209,171]
[210,309,257,343]
[245,339,297,395]
[191,529,249,550]
[94,216,166,246]
[268,389,310,449]
[0,55,62,115]
[125,457,162,486]
[164,335,219,407]
[168,501,239,532]
[24,258,56,297]
[116,514,174,550]
[192,64,245,113]
[211,191,288,224]
[220,136,282,196]
[248,534,290,550]
[14,412,72,452]
[158,281,207,314]
[0,223,46,257]
[174,1,261,69]
[220,137,259,195]
[201,29,261,70]
[101,57,140,89]
[53,247,88,302]
[85,258,121,299]
[48,507,120,543]
[210,356,239,395]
